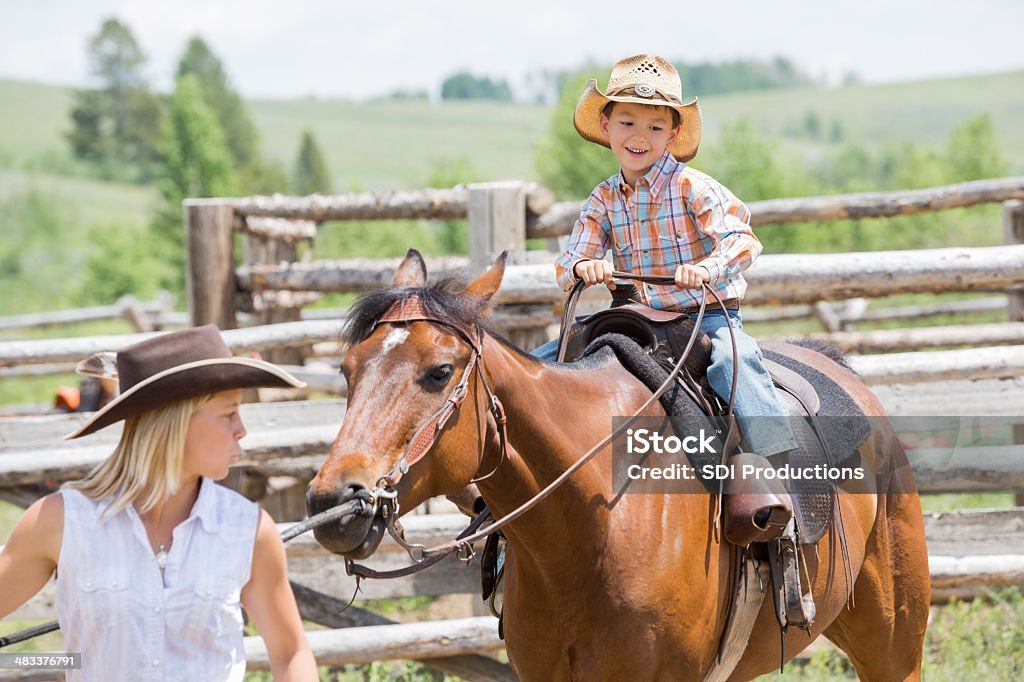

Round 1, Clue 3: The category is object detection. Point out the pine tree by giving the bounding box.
[152,74,237,293]
[176,37,261,172]
[292,130,332,195]
[66,18,163,180]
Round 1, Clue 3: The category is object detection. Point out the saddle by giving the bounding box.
[561,285,821,419]
[561,290,839,546]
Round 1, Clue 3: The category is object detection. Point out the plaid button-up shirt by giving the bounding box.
[554,150,762,311]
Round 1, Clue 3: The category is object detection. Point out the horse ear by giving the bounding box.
[393,248,427,287]
[462,251,507,301]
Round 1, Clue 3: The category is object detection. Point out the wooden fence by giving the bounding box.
[184,177,1024,355]
[3,503,1024,680]
[2,179,1024,678]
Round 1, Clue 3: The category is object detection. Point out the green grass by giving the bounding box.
[756,587,1024,680]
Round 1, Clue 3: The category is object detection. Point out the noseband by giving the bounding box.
[370,296,509,499]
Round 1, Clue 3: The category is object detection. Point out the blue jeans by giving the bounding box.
[531,309,798,456]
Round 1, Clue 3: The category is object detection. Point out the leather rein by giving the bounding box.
[345,274,739,581]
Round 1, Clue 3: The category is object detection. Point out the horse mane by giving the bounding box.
[787,338,856,373]
[343,278,495,346]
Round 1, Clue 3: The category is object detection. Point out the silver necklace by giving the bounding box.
[156,544,169,569]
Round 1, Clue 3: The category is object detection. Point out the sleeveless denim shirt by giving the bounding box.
[57,477,259,681]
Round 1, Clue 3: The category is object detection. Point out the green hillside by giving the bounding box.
[3,70,1022,191]
[248,97,550,190]
[0,70,1021,320]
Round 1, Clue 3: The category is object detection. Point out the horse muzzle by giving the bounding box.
[305,482,387,559]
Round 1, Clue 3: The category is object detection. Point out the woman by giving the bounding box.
[0,325,318,680]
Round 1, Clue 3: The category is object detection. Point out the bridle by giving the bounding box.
[343,275,738,581]
[369,296,509,496]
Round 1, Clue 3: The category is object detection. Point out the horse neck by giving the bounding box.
[472,334,653,556]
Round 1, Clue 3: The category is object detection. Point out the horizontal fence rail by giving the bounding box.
[5,509,1024,625]
[4,388,1024,489]
[232,245,1024,306]
[213,177,1024,237]
[226,182,555,222]
[529,176,1024,238]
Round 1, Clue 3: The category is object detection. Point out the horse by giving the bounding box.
[307,250,931,681]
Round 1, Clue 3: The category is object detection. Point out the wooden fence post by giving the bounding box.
[1004,200,1024,506]
[468,182,527,274]
[467,182,553,349]
[1006,201,1024,323]
[185,199,237,330]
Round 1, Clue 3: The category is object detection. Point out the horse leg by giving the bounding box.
[822,489,930,681]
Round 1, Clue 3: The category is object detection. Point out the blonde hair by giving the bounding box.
[64,394,213,516]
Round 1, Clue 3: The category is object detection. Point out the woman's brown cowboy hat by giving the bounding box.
[65,324,305,439]
[574,54,702,162]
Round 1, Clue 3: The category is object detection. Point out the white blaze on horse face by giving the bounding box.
[378,327,410,356]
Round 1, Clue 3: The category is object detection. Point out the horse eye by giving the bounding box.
[428,364,454,384]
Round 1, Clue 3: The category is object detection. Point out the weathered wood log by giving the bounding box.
[232,245,1024,306]
[929,554,1024,603]
[237,256,471,294]
[0,319,345,368]
[5,372,1024,487]
[230,184,554,223]
[871,377,1024,416]
[526,177,1024,238]
[909,445,1024,492]
[742,245,1024,305]
[848,345,1024,384]
[240,290,323,313]
[0,399,346,452]
[750,176,1024,224]
[837,296,1007,323]
[2,514,478,620]
[239,216,317,242]
[7,510,1024,622]
[233,188,470,221]
[243,617,504,670]
[0,293,175,332]
[468,182,526,274]
[0,425,341,486]
[185,199,237,329]
[290,583,517,682]
[787,322,1024,353]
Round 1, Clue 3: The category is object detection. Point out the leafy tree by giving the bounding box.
[440,72,513,101]
[292,130,332,195]
[176,37,260,171]
[76,225,169,306]
[677,57,815,96]
[152,74,237,293]
[945,113,1008,182]
[66,18,163,180]
[535,71,619,199]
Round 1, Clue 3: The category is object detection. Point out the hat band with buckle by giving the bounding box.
[608,85,681,105]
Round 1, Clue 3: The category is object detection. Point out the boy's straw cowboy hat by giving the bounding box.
[65,324,305,439]
[574,54,702,162]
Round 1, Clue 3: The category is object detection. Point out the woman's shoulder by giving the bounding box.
[8,493,64,562]
[30,492,65,526]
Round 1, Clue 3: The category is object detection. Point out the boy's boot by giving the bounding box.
[722,450,792,545]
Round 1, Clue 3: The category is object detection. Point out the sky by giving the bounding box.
[2,0,1023,100]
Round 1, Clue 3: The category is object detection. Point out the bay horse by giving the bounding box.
[307,250,930,681]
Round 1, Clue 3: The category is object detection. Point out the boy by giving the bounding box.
[533,54,798,463]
